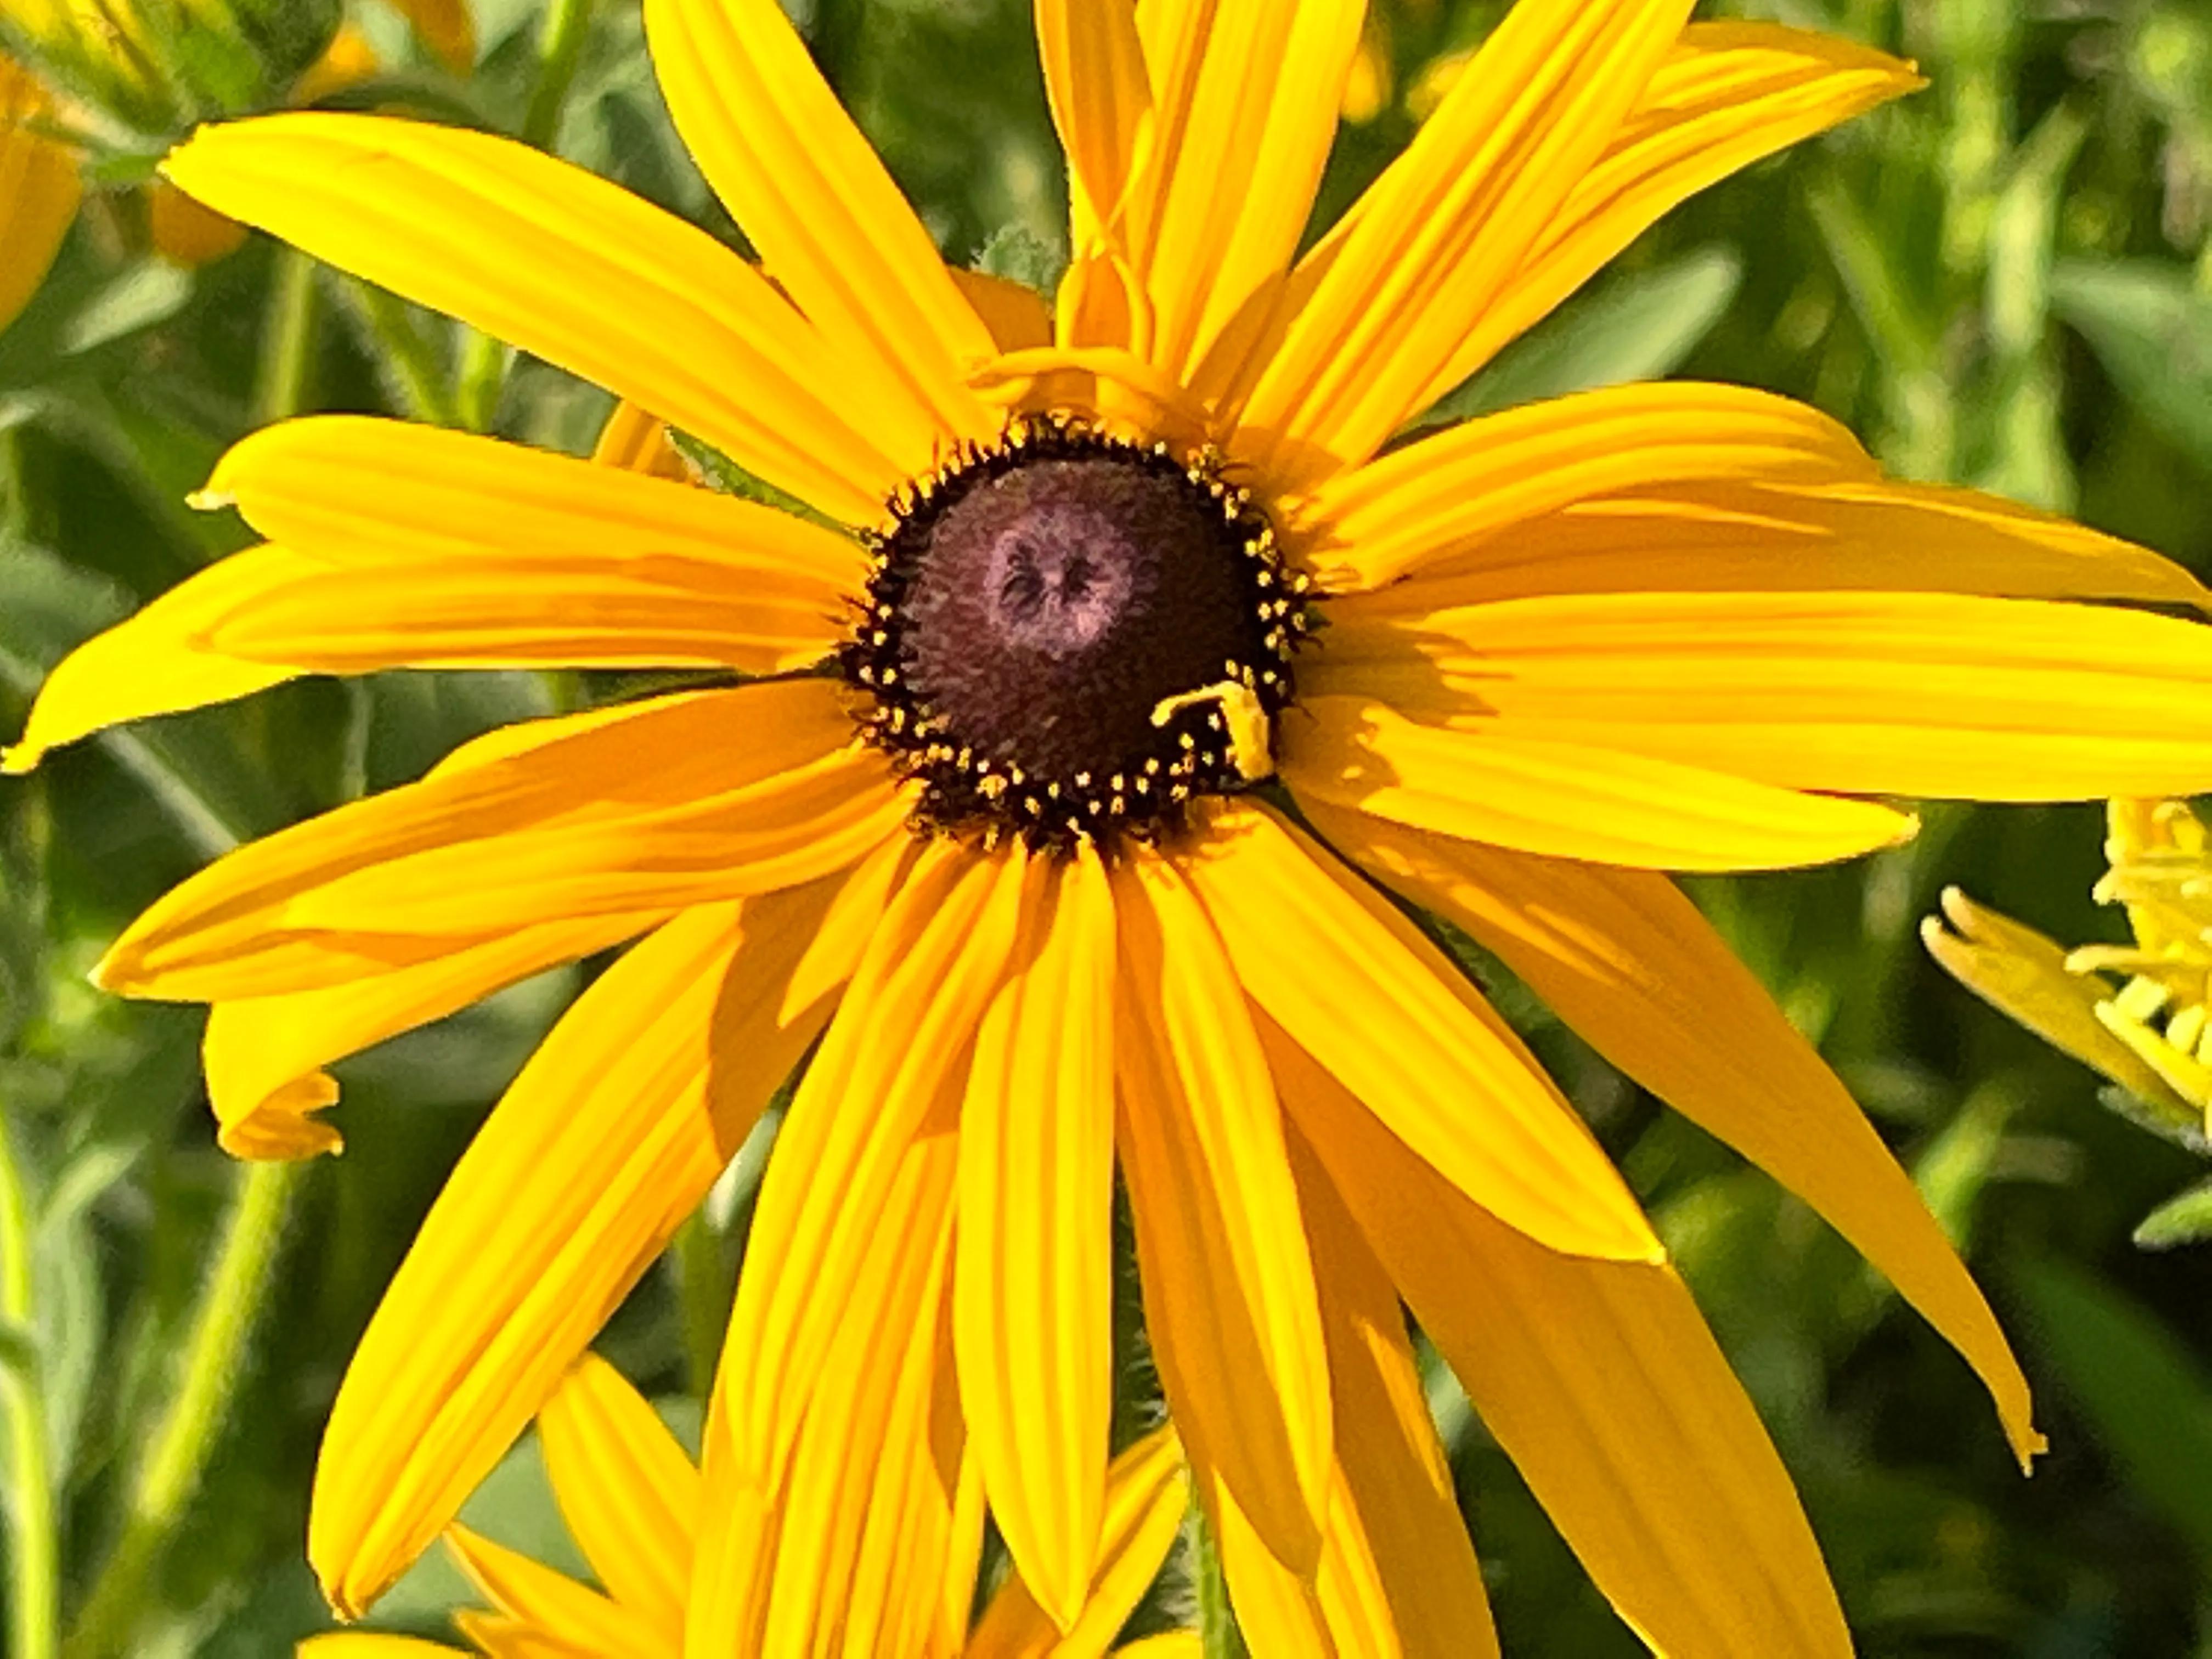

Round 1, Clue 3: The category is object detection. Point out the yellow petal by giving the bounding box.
[1113,849,1331,1574]
[204,908,663,1161]
[1925,887,2191,1115]
[1319,590,2212,802]
[0,56,79,336]
[955,848,1116,1631]
[296,1636,464,1657]
[1232,0,1694,489]
[1182,803,1656,1262]
[1125,0,1365,379]
[1292,381,1874,594]
[447,1611,586,1659]
[1312,803,2044,1468]
[1278,1037,1854,1659]
[1035,0,1152,247]
[160,114,899,525]
[3,545,314,775]
[948,267,1054,354]
[538,1353,699,1643]
[1282,693,1918,872]
[444,1526,661,1659]
[1334,474,2212,616]
[967,1425,1190,1659]
[1220,1120,1500,1659]
[98,684,896,1000]
[1424,22,1923,403]
[311,881,851,1618]
[591,401,690,479]
[642,0,999,455]
[689,1129,962,1656]
[720,842,1028,1483]
[196,416,860,674]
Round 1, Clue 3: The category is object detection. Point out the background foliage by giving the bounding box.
[8,0,2212,1652]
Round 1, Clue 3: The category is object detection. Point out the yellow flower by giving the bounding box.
[0,49,80,332]
[297,1351,1198,1659]
[1928,799,2212,1127]
[18,0,2212,1650]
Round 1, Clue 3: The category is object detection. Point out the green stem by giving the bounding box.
[456,0,597,432]
[346,281,458,427]
[252,247,320,429]
[0,1104,59,1659]
[1189,1498,1246,1659]
[64,1161,303,1659]
[670,1213,728,1414]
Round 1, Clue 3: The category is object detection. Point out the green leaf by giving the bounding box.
[61,266,197,360]
[2013,1257,2212,1561]
[2052,258,2212,471]
[1422,246,1743,424]
[2135,1180,2212,1250]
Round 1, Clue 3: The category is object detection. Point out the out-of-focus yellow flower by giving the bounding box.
[1927,799,2212,1127]
[1340,18,1392,125]
[0,50,80,331]
[292,1352,1196,1659]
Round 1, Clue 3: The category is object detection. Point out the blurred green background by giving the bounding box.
[9,0,2212,1652]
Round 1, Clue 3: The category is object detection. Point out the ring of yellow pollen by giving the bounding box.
[841,416,1313,852]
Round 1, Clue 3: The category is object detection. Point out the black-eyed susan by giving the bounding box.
[20,0,2212,1652]
[297,1351,1197,1659]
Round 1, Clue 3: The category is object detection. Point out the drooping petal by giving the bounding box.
[1290,382,1875,594]
[1220,1124,1499,1659]
[1113,850,1331,1573]
[1035,0,1152,247]
[966,1425,1189,1659]
[444,1527,661,1658]
[688,1122,962,1657]
[97,684,901,1000]
[642,0,999,454]
[537,1353,699,1644]
[309,879,856,1618]
[1421,22,1922,405]
[160,114,901,524]
[296,1635,465,1657]
[591,400,691,478]
[194,416,861,674]
[386,0,476,71]
[1231,0,1695,489]
[1278,1035,1854,1659]
[955,848,1118,1630]
[204,907,663,1161]
[1308,802,2044,1468]
[1333,475,2212,616]
[719,842,1028,1484]
[1121,0,1366,379]
[0,55,81,336]
[1923,887,2192,1115]
[3,545,317,776]
[1282,694,1918,872]
[1183,804,1655,1261]
[1317,590,2212,802]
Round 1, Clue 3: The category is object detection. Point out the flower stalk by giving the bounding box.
[0,1102,59,1659]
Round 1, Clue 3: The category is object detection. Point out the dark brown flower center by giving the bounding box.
[843,421,1307,849]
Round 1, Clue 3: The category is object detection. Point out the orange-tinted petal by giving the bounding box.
[955,848,1117,1630]
[1232,0,1694,488]
[1308,802,2043,1468]
[1183,803,1657,1260]
[311,881,854,1617]
[161,114,899,524]
[1114,850,1331,1573]
[1282,693,1917,872]
[444,1526,661,1658]
[643,0,999,458]
[204,907,662,1161]
[1318,590,2212,802]
[719,842,1028,1483]
[1281,1037,1854,1658]
[0,55,78,335]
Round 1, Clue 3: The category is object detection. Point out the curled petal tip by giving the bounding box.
[185,488,236,513]
[0,743,37,776]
